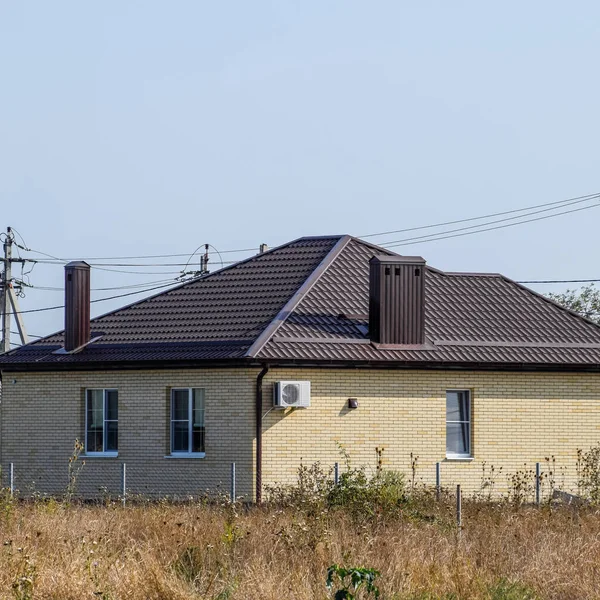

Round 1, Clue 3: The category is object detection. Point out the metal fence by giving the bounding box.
[3,461,240,506]
[1,459,584,507]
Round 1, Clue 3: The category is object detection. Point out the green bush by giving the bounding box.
[265,460,407,519]
[326,564,380,599]
[329,468,406,515]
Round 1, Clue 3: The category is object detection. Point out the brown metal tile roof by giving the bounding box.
[0,236,341,367]
[3,234,600,370]
[255,237,600,366]
[41,236,339,345]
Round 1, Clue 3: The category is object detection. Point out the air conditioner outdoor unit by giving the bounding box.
[273,381,311,409]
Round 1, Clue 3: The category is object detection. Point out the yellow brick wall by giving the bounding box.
[261,368,600,495]
[0,369,257,499]
[2,366,600,500]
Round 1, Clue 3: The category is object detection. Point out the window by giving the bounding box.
[171,388,205,455]
[446,390,471,458]
[86,389,118,455]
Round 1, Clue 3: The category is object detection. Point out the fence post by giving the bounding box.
[456,484,462,534]
[436,462,441,500]
[334,462,339,486]
[9,463,14,498]
[535,462,540,506]
[121,463,127,507]
[231,462,236,502]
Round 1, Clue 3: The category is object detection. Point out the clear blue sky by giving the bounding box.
[1,1,599,340]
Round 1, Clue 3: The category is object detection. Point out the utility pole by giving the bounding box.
[200,243,210,275]
[1,229,13,353]
[1,227,28,353]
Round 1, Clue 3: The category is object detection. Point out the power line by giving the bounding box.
[25,278,180,292]
[16,191,600,266]
[517,279,600,284]
[5,280,186,316]
[89,281,185,303]
[381,202,600,248]
[26,261,237,274]
[361,191,600,238]
[209,244,224,269]
[13,245,60,261]
[6,191,600,324]
[9,228,30,252]
[35,258,199,267]
[23,247,257,262]
[33,260,197,267]
[5,303,64,315]
[11,330,42,338]
[91,266,185,275]
[378,195,600,247]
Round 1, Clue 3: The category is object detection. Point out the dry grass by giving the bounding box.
[1,495,600,600]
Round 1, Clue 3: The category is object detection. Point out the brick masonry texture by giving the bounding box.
[2,367,600,499]
[261,368,600,495]
[0,369,257,499]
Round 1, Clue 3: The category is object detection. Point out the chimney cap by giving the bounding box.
[370,255,425,265]
[65,261,91,269]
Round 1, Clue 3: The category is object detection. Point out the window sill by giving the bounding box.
[84,453,118,459]
[164,453,206,459]
[445,456,474,462]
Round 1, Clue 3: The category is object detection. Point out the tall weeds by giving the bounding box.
[0,499,598,599]
[2,448,600,599]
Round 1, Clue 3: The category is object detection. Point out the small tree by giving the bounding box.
[546,284,600,324]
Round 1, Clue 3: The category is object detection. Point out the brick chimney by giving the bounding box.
[64,261,91,352]
[369,255,426,345]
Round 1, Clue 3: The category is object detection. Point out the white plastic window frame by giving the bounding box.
[85,388,118,457]
[169,388,206,458]
[445,389,472,460]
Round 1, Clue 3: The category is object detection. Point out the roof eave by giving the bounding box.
[3,356,600,374]
[0,357,255,373]
[248,357,600,373]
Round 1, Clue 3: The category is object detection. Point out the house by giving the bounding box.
[1,234,600,500]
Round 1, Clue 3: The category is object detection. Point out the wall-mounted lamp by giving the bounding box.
[348,398,359,409]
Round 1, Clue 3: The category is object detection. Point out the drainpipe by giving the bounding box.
[255,364,269,504]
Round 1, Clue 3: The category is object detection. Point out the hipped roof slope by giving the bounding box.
[2,235,600,370]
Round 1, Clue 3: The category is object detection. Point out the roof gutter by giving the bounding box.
[246,358,600,373]
[255,364,269,504]
[4,356,600,374]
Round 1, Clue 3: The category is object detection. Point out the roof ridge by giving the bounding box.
[244,235,353,358]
